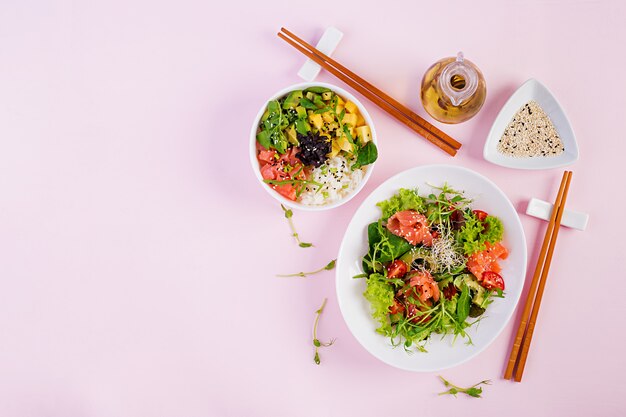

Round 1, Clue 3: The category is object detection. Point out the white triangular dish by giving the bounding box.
[483,79,578,169]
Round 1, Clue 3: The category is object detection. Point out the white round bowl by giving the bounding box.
[249,82,377,211]
[336,164,527,371]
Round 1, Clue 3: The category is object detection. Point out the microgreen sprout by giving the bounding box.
[437,376,491,398]
[276,259,336,278]
[312,298,335,365]
[280,204,313,248]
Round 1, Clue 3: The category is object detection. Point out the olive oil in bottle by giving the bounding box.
[420,52,486,124]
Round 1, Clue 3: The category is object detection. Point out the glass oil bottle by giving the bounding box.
[420,52,486,124]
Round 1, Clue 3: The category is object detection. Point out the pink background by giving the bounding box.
[1,0,625,416]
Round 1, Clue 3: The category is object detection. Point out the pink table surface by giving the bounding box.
[1,0,625,416]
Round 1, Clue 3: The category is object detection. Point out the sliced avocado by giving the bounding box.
[294,119,310,135]
[400,247,437,272]
[313,94,326,108]
[260,108,270,123]
[286,125,298,145]
[282,90,303,109]
[295,106,307,119]
[321,91,333,101]
[453,274,486,306]
[304,86,331,94]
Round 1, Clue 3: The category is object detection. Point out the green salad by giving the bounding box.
[358,185,508,352]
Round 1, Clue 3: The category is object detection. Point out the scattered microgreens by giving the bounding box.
[280,204,313,248]
[276,259,336,278]
[437,376,491,398]
[312,298,336,365]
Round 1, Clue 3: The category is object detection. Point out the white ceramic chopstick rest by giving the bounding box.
[297,27,343,81]
[526,198,589,231]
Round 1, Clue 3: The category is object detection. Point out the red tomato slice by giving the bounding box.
[481,271,505,291]
[473,209,488,221]
[386,260,408,279]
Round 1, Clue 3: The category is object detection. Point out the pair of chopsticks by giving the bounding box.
[504,171,573,382]
[277,28,462,157]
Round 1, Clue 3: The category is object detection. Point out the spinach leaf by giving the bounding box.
[352,142,378,170]
[256,130,271,149]
[366,221,411,264]
[456,284,470,323]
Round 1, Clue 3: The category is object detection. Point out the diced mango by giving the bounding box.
[336,96,345,106]
[322,112,334,124]
[345,101,358,114]
[343,113,358,127]
[335,134,352,152]
[330,139,341,158]
[335,103,345,116]
[356,113,366,126]
[309,113,324,130]
[356,125,372,144]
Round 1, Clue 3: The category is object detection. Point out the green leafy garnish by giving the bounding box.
[312,298,335,365]
[457,213,504,255]
[363,274,395,335]
[437,376,491,398]
[351,141,378,170]
[257,100,289,153]
[280,204,313,248]
[456,284,470,323]
[376,188,426,220]
[276,259,336,278]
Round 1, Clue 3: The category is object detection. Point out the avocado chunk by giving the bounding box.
[453,274,487,306]
[282,90,303,109]
[400,247,437,272]
[295,119,311,135]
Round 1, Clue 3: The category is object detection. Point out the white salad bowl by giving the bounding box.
[249,82,377,211]
[336,164,527,372]
[483,78,579,170]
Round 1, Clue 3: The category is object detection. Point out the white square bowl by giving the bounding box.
[483,79,579,169]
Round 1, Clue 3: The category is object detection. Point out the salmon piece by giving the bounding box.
[257,145,306,201]
[467,242,508,280]
[486,242,508,260]
[386,210,433,246]
[408,270,440,303]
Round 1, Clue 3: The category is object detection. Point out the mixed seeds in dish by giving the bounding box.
[255,87,377,205]
[497,100,565,157]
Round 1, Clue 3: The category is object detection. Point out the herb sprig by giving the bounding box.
[281,204,313,248]
[312,298,335,365]
[437,376,491,398]
[276,259,336,278]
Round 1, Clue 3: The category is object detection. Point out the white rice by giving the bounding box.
[299,155,365,206]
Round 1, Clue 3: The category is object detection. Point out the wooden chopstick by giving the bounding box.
[280,28,462,152]
[504,171,573,381]
[513,171,572,381]
[277,28,461,156]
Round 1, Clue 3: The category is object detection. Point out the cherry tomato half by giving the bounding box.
[387,259,408,279]
[473,209,488,221]
[481,271,505,291]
